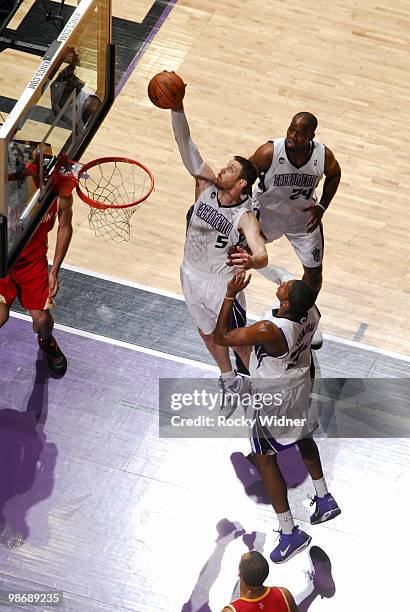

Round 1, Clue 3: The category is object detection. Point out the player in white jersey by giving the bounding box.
[170,99,267,401]
[249,112,341,295]
[214,273,341,563]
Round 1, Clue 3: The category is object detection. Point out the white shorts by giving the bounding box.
[259,213,324,268]
[248,375,318,454]
[180,262,246,335]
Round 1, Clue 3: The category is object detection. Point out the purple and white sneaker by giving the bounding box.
[309,493,341,525]
[270,526,312,564]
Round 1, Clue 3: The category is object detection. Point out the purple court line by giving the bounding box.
[115,0,178,97]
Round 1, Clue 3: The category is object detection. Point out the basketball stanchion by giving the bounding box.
[52,155,154,243]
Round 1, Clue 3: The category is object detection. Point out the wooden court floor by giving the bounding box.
[7,0,410,355]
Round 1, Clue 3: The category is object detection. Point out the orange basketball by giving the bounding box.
[148,71,186,109]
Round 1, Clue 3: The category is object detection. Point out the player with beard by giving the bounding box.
[170,100,267,404]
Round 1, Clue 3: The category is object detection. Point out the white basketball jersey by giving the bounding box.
[250,305,321,380]
[183,185,253,275]
[254,137,325,217]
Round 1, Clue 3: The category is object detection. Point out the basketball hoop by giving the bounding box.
[53,156,154,243]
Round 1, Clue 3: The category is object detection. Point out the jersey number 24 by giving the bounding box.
[289,187,313,200]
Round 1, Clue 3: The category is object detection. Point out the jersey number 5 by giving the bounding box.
[289,187,313,200]
[215,235,228,248]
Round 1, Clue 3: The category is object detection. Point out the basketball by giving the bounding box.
[148,71,186,109]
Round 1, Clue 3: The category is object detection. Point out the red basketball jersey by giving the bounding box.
[227,587,290,611]
[19,199,58,261]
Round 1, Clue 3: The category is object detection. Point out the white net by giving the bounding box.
[78,158,153,242]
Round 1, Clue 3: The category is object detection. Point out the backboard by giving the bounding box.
[0,0,114,276]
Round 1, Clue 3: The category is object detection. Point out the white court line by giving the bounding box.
[9,311,219,372]
[319,333,410,363]
[59,262,185,301]
[59,263,410,364]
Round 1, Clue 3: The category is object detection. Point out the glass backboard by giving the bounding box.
[0,0,114,276]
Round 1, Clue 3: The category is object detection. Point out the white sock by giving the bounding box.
[221,369,235,380]
[257,264,294,285]
[277,510,295,535]
[312,477,328,498]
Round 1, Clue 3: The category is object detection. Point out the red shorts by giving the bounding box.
[0,254,51,311]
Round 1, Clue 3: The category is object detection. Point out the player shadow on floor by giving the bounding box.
[0,352,57,548]
[181,518,266,612]
[297,546,336,611]
[230,447,309,504]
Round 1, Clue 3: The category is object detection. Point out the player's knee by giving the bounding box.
[0,304,9,327]
[233,345,248,358]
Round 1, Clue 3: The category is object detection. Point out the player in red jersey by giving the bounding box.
[0,194,73,374]
[222,551,299,611]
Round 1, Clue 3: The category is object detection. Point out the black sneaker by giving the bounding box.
[38,335,67,375]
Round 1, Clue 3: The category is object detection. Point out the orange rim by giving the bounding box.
[76,156,154,210]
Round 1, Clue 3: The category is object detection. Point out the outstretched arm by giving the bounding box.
[171,105,216,198]
[49,194,73,299]
[214,273,286,355]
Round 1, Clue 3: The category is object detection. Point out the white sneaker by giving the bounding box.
[218,372,247,417]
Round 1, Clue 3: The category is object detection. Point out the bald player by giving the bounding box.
[250,112,341,295]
